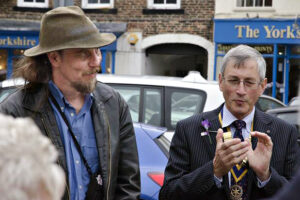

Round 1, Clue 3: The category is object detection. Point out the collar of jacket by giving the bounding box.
[21,81,114,112]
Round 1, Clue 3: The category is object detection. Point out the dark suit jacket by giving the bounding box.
[159,104,299,200]
[263,168,300,200]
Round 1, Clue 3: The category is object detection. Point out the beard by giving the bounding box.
[71,78,96,94]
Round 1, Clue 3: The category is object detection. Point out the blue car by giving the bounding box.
[0,79,170,200]
[134,123,169,199]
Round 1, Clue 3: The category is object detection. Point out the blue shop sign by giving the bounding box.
[0,35,39,48]
[0,33,116,50]
[214,19,300,44]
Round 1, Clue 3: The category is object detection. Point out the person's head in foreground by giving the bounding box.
[0,114,65,200]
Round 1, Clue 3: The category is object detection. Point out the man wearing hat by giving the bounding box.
[0,6,140,200]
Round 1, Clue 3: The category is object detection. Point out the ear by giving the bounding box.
[218,73,224,92]
[47,51,62,68]
[259,78,268,95]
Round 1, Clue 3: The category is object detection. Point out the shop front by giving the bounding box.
[214,19,300,104]
[0,25,120,81]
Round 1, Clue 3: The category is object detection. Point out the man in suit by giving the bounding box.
[159,45,299,200]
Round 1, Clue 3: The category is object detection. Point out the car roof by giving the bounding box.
[0,78,25,88]
[266,106,299,114]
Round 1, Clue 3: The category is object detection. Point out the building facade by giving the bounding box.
[214,0,300,103]
[0,0,215,81]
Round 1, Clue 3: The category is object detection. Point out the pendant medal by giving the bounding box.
[230,184,243,200]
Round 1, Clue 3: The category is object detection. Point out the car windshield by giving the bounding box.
[256,96,285,112]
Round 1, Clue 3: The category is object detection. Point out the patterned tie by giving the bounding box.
[230,120,248,200]
[233,120,246,141]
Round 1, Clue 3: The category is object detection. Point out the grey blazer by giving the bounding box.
[159,104,299,200]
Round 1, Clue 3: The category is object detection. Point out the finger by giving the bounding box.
[216,128,224,147]
[223,141,249,161]
[221,138,244,151]
[251,131,272,147]
[231,145,249,158]
[232,151,248,165]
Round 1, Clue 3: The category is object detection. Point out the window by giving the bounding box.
[17,0,48,8]
[236,0,272,7]
[0,50,8,81]
[143,89,162,126]
[82,0,114,9]
[109,85,141,122]
[169,91,204,128]
[148,0,181,9]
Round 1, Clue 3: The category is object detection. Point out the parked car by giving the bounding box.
[256,94,286,112]
[0,79,170,200]
[1,72,285,140]
[95,72,285,140]
[266,106,300,144]
[134,123,169,199]
[288,96,300,106]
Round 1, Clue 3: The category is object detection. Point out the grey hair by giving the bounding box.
[0,114,65,200]
[220,45,266,81]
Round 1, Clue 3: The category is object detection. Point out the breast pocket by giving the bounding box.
[82,138,99,171]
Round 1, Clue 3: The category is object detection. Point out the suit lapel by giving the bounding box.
[201,105,233,198]
[201,105,223,159]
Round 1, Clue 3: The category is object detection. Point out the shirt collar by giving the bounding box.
[48,80,94,111]
[222,104,255,132]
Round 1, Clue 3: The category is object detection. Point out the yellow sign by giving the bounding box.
[0,36,37,47]
[235,25,300,39]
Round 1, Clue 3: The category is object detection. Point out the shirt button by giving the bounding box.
[76,160,79,164]
[71,113,74,117]
[61,107,64,111]
[79,185,82,189]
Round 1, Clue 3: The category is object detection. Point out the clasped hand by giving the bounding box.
[213,129,273,181]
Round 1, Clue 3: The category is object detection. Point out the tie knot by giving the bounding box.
[233,120,246,130]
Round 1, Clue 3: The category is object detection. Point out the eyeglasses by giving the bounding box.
[223,77,262,90]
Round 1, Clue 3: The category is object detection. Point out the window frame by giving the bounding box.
[81,0,114,9]
[236,0,273,8]
[17,0,49,8]
[147,0,181,10]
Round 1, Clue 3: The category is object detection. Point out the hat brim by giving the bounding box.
[24,33,116,57]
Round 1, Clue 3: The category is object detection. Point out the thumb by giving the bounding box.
[216,128,224,146]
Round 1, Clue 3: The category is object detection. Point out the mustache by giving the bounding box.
[84,69,100,75]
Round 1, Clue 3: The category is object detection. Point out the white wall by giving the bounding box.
[215,0,300,19]
[115,32,145,75]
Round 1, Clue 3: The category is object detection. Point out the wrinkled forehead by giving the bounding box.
[224,58,260,77]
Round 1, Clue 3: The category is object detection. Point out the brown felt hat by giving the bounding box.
[24,6,116,57]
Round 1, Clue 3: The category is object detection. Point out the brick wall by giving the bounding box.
[0,0,215,41]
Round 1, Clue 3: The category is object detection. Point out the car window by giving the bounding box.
[109,85,140,122]
[143,89,162,126]
[156,134,170,157]
[0,88,18,103]
[256,97,284,112]
[169,91,205,128]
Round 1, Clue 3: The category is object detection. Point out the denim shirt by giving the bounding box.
[48,81,99,200]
